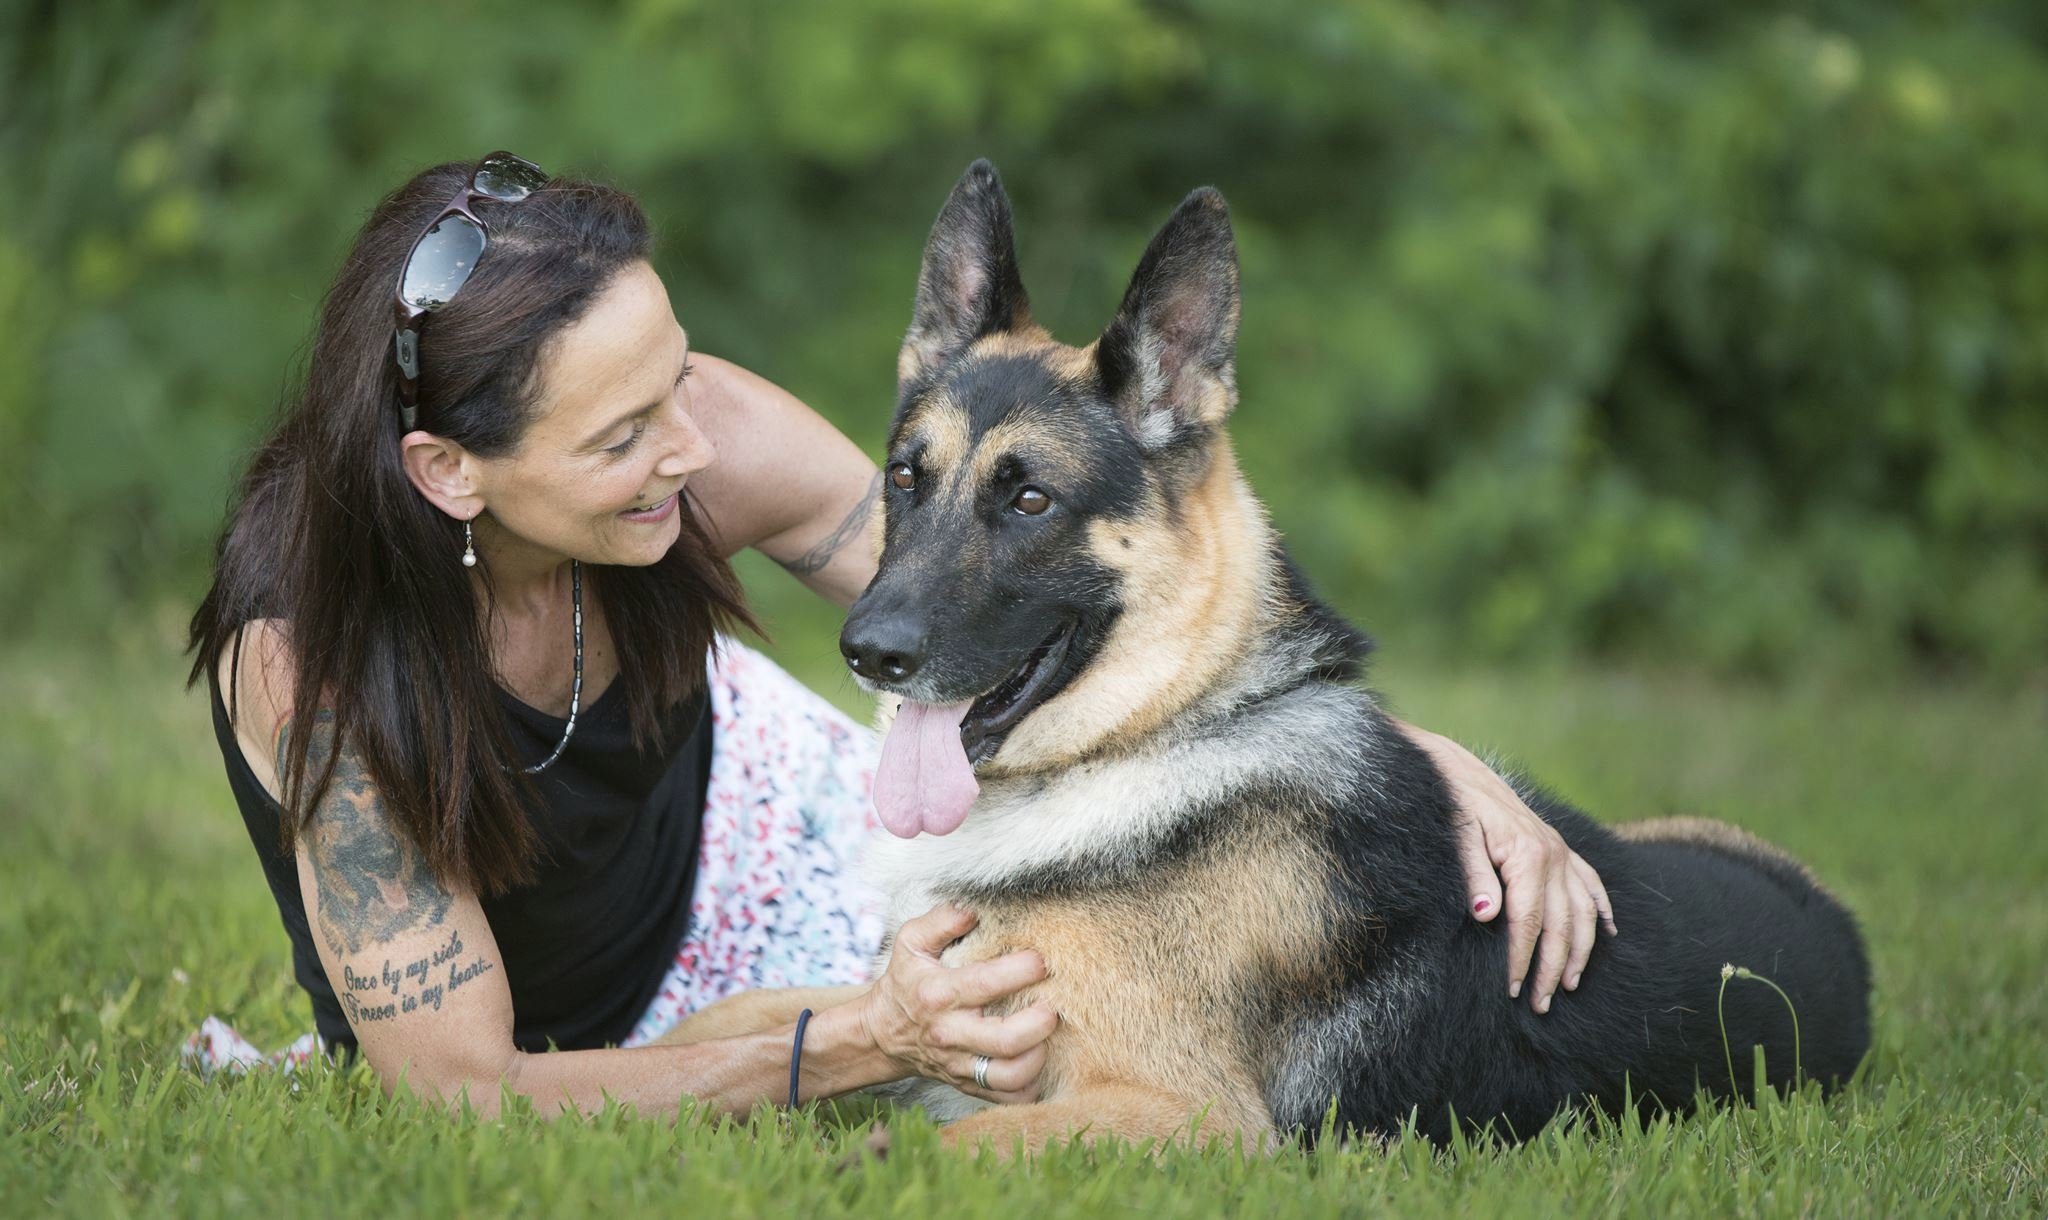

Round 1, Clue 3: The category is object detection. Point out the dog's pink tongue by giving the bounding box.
[874,700,979,839]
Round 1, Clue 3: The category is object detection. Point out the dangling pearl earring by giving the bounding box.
[462,518,477,568]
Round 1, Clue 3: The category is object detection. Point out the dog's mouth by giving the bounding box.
[960,620,1080,765]
[870,616,1101,839]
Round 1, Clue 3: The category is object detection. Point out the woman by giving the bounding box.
[187,154,1613,1117]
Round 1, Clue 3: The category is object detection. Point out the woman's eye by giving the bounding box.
[887,461,916,491]
[1012,486,1051,516]
[607,417,649,456]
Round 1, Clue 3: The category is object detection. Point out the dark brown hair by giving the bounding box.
[189,161,752,895]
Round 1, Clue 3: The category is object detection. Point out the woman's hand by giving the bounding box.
[1400,722,1617,1014]
[859,904,1058,1103]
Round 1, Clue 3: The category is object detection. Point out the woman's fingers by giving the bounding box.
[932,1002,1058,1060]
[1564,872,1597,986]
[867,909,1057,1096]
[1493,820,1610,1011]
[1563,864,1601,991]
[1501,845,1546,1001]
[943,949,1048,1009]
[1577,855,1618,937]
[896,903,978,959]
[1454,808,1505,923]
[1531,867,1576,1012]
[956,1041,1049,1103]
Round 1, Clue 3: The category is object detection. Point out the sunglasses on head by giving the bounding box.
[392,151,549,429]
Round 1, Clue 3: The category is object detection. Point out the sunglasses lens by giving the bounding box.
[474,153,548,202]
[400,214,486,310]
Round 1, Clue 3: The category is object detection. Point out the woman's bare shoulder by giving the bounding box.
[214,617,296,796]
[684,353,874,561]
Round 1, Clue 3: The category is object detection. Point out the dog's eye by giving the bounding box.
[1012,486,1051,516]
[887,462,916,491]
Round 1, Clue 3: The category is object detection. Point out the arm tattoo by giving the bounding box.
[778,470,882,577]
[284,712,453,957]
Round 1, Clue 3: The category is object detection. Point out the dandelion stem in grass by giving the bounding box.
[1716,964,1806,1098]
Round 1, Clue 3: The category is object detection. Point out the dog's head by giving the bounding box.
[845,160,1275,837]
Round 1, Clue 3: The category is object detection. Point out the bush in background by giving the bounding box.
[5,0,2044,681]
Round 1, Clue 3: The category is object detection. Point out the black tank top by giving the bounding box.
[209,668,712,1055]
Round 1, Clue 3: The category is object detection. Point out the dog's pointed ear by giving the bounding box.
[898,160,1031,390]
[1095,188,1240,448]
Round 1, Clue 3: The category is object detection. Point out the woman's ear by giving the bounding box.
[399,431,486,521]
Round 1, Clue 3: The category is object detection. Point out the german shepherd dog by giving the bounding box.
[664,162,1872,1153]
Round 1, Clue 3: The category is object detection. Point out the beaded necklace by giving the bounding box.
[521,559,583,774]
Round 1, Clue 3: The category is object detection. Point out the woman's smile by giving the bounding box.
[620,490,679,523]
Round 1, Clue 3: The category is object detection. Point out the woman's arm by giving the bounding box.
[282,711,1052,1117]
[231,630,1048,1118]
[684,354,880,608]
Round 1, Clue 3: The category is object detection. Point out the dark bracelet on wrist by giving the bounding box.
[787,1008,814,1110]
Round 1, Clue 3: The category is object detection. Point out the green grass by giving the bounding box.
[4,576,2045,1216]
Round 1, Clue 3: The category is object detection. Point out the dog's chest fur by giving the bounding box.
[862,682,1377,1127]
[862,681,1374,914]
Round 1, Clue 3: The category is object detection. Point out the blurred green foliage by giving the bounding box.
[5,0,2045,680]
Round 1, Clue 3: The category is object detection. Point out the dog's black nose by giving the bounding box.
[840,613,926,684]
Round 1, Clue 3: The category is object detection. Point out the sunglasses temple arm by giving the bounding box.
[395,327,420,430]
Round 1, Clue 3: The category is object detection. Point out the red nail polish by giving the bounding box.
[1474,897,1491,915]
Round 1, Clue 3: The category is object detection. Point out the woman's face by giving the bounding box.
[472,260,711,568]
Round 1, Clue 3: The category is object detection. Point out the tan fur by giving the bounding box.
[935,826,1334,1151]
[1175,378,1234,431]
[900,329,1086,401]
[965,415,1092,489]
[896,342,928,387]
[1615,816,1833,899]
[989,434,1273,773]
[969,327,1059,360]
[940,1082,1261,1158]
[896,392,973,478]
[897,323,1060,387]
[866,482,889,564]
[1043,339,1100,384]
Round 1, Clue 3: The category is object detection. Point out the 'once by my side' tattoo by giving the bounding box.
[283,711,453,958]
[778,470,882,577]
[337,928,496,1024]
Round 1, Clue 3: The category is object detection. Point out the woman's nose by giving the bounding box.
[654,401,716,478]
